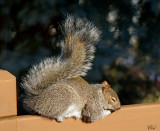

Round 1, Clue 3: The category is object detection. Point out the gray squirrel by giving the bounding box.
[21,15,121,123]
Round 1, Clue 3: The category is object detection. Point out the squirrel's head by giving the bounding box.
[102,81,121,111]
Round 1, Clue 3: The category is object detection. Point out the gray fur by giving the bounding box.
[21,15,120,123]
[21,15,101,95]
[82,84,121,122]
[23,77,92,121]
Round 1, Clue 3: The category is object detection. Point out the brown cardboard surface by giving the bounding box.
[0,103,159,131]
[16,103,160,131]
[0,117,17,131]
[0,70,17,117]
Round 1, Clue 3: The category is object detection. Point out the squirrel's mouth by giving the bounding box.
[103,107,114,113]
[103,107,120,113]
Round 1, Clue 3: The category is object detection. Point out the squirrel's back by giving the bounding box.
[23,77,92,121]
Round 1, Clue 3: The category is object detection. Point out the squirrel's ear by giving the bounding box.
[102,81,111,97]
[102,81,108,86]
[102,81,111,90]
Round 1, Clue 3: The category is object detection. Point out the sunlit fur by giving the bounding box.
[21,15,101,95]
[21,15,120,122]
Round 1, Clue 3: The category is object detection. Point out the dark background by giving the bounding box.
[0,0,160,109]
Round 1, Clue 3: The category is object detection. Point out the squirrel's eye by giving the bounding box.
[110,97,116,103]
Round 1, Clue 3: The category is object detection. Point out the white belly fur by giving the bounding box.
[57,104,81,122]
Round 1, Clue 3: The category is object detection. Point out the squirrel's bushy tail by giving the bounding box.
[21,15,101,95]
